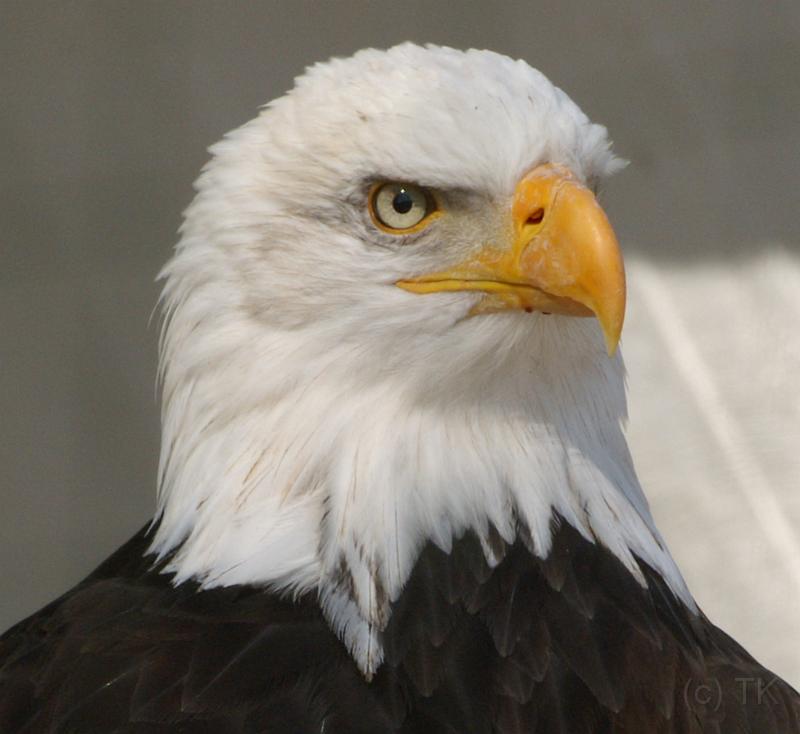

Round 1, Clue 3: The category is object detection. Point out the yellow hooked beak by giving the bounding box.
[396,163,626,355]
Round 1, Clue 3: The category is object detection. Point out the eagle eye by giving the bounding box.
[369,182,438,234]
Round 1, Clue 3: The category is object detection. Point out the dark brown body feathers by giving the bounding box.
[2,520,798,733]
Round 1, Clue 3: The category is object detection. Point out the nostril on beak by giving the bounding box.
[527,208,544,225]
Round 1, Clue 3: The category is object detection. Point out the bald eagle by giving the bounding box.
[1,44,798,733]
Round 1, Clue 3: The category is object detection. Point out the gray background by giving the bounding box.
[2,1,799,686]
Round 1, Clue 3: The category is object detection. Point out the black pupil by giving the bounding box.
[392,189,414,215]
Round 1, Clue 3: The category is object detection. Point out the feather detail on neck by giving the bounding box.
[150,302,692,675]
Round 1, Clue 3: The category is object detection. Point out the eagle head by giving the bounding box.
[151,44,689,675]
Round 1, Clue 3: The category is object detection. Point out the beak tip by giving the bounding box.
[601,319,623,357]
[597,304,624,357]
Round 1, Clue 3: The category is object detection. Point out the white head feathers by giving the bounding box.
[151,44,691,675]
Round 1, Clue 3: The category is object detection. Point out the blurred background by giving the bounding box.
[2,1,798,686]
